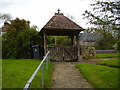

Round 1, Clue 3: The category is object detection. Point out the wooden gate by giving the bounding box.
[47,46,78,62]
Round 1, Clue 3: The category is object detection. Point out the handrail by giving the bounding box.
[23,51,50,90]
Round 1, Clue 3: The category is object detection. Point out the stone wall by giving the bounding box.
[80,42,96,59]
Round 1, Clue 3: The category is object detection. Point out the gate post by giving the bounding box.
[76,35,83,61]
[44,32,47,55]
[63,46,65,61]
[71,36,74,46]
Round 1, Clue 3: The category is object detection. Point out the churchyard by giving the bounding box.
[2,52,119,88]
[1,0,119,89]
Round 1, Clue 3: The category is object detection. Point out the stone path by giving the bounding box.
[51,62,92,88]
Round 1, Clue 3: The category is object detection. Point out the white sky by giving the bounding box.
[0,0,95,31]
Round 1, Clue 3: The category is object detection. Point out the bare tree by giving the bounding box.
[0,13,12,23]
[31,25,39,31]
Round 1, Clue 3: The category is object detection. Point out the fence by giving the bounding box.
[23,51,50,90]
[96,50,118,53]
[47,46,78,61]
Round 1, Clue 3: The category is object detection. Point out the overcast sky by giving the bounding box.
[0,0,95,31]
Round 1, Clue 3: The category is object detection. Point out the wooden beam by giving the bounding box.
[44,32,47,55]
[41,34,44,59]
[70,36,74,46]
[76,35,82,61]
[55,36,57,45]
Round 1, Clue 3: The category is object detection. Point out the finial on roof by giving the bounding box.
[55,9,64,15]
[57,9,61,14]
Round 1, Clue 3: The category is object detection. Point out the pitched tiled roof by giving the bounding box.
[40,13,84,36]
[42,13,84,30]
[1,21,10,31]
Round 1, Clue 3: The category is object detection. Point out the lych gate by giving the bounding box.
[40,11,84,61]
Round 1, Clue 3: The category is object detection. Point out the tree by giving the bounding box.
[83,0,120,30]
[2,18,42,59]
[96,29,116,49]
[31,25,39,31]
[0,13,12,23]
[46,36,71,46]
[83,0,120,51]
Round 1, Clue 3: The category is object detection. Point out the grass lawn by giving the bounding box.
[30,62,53,88]
[96,53,119,58]
[76,64,119,88]
[97,59,120,68]
[2,59,53,88]
[0,60,1,89]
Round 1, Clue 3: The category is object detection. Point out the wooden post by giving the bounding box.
[71,36,74,46]
[44,32,47,55]
[76,35,82,61]
[55,36,57,45]
[41,34,44,59]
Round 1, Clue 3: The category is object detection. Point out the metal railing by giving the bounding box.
[23,51,50,90]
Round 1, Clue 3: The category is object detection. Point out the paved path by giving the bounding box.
[52,62,92,88]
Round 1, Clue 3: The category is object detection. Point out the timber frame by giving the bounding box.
[39,11,84,61]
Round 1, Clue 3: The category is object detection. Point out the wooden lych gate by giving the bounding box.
[47,46,78,61]
[39,10,84,61]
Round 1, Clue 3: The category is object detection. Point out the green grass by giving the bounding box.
[96,53,119,58]
[97,59,120,68]
[0,59,1,89]
[2,59,53,88]
[76,64,119,88]
[31,62,53,88]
